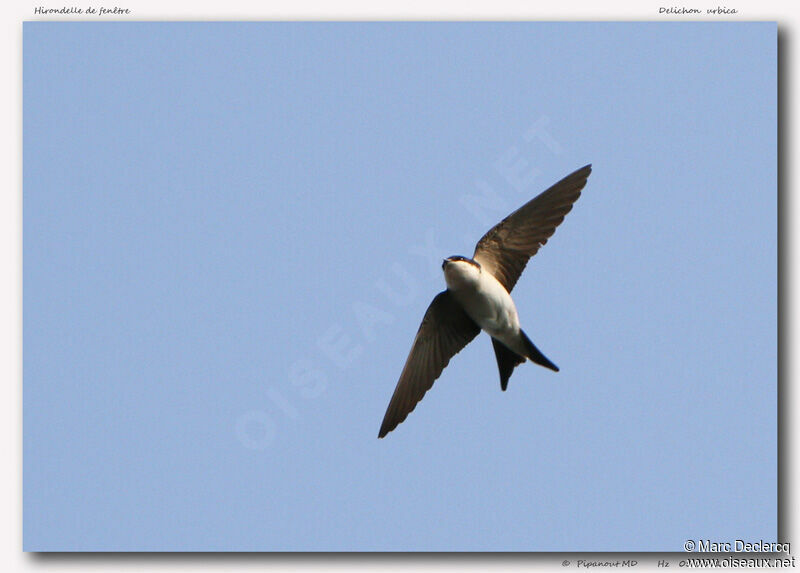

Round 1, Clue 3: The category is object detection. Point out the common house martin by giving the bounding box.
[379,164,592,438]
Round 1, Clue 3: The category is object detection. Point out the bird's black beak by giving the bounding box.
[441,259,449,270]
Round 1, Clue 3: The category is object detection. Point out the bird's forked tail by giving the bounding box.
[520,330,559,373]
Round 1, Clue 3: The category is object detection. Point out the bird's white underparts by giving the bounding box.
[443,257,529,358]
[379,164,592,438]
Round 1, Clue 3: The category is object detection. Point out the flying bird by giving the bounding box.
[378,164,592,438]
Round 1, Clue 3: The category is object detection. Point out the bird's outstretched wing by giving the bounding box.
[379,291,480,438]
[473,164,592,292]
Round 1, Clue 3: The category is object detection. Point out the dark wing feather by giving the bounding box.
[473,164,592,292]
[378,291,480,438]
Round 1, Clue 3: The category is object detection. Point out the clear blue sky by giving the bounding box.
[24,22,776,551]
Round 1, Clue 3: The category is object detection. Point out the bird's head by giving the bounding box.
[442,255,481,289]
